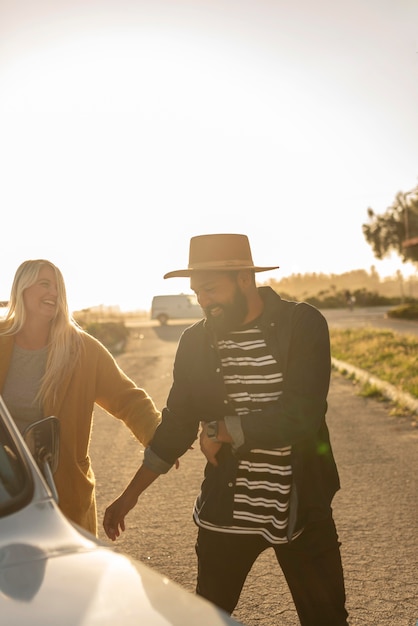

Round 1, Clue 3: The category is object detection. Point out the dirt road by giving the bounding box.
[90,320,417,626]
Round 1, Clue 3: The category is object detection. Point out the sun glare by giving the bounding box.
[1,4,417,311]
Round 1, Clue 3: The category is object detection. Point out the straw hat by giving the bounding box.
[164,234,280,279]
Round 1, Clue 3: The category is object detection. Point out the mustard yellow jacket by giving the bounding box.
[0,327,161,535]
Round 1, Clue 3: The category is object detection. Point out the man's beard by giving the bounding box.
[204,287,248,336]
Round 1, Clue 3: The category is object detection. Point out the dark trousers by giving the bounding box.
[195,516,349,626]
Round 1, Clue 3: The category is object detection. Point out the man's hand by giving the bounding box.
[200,424,222,466]
[199,420,232,466]
[103,464,160,540]
[103,488,138,541]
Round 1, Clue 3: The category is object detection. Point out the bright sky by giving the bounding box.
[1,0,418,312]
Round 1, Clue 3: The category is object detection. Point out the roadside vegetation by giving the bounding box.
[387,302,418,320]
[266,277,418,314]
[330,326,418,405]
[73,313,130,354]
[267,268,418,308]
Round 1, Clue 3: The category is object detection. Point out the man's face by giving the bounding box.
[190,271,248,334]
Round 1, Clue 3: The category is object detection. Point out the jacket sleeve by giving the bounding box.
[236,304,331,452]
[147,328,205,465]
[91,336,161,447]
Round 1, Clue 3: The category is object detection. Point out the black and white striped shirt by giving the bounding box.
[197,324,296,544]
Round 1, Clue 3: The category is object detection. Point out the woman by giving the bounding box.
[0,259,161,535]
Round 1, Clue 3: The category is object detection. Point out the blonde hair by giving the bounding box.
[1,259,82,406]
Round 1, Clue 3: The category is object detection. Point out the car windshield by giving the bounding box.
[0,403,33,517]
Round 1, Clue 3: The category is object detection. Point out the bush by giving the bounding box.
[82,321,130,353]
[305,288,402,309]
[387,304,418,320]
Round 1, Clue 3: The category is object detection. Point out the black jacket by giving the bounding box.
[148,286,341,538]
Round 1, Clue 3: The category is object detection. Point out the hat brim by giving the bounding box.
[164,265,280,279]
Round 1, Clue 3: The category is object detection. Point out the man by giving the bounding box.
[103,233,349,626]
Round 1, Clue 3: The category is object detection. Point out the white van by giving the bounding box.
[151,294,203,325]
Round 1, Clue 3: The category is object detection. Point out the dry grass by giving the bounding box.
[330,327,418,398]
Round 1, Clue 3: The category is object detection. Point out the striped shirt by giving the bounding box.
[196,324,296,544]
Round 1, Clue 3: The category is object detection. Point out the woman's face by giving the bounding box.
[23,266,58,322]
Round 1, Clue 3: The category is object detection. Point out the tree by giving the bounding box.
[362,185,418,266]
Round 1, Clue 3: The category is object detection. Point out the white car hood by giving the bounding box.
[1,544,235,625]
[0,500,240,625]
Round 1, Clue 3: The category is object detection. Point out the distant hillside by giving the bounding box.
[264,268,417,302]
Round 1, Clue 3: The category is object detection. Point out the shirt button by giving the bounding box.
[216,368,221,373]
[228,482,233,488]
[223,399,228,404]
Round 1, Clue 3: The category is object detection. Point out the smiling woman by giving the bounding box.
[0,260,82,431]
[0,258,162,536]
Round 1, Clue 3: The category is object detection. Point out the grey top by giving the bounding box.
[2,344,47,433]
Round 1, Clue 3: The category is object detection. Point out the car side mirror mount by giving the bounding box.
[23,417,60,503]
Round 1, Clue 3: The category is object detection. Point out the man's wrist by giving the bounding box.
[206,420,221,443]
